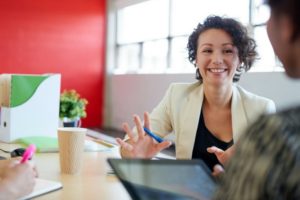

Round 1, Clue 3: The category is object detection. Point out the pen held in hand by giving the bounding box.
[143,127,164,143]
[20,144,36,164]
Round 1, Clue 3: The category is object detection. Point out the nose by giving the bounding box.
[212,51,223,65]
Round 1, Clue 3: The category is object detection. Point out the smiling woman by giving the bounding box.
[116,16,276,171]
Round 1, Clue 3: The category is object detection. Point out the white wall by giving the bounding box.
[103,72,300,129]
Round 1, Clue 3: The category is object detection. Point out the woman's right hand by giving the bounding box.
[0,160,37,199]
[116,112,172,159]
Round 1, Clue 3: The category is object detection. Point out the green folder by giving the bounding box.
[17,136,59,153]
[17,136,112,153]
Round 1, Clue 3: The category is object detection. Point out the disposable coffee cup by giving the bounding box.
[57,127,87,174]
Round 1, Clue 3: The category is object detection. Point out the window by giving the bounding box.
[116,0,169,44]
[111,0,281,74]
[251,0,283,72]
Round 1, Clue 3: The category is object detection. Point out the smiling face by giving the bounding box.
[196,29,240,87]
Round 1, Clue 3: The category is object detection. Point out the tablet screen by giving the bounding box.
[108,159,217,200]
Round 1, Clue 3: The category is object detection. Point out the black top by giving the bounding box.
[192,111,233,171]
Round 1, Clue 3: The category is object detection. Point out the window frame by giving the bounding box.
[108,0,281,75]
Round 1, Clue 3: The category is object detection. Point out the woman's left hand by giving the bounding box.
[207,145,235,165]
[212,164,225,177]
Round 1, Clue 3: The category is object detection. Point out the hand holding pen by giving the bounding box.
[116,112,172,159]
[19,144,38,178]
[0,145,38,198]
[20,144,36,163]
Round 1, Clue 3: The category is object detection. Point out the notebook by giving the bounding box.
[19,178,62,200]
[107,159,217,200]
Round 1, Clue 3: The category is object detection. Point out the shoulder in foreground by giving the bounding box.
[277,105,300,118]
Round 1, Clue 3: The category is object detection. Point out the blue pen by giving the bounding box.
[143,127,164,143]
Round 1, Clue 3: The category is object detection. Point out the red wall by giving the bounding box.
[0,0,106,127]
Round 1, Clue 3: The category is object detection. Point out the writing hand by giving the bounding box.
[0,160,37,199]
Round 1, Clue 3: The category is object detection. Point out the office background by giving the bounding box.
[1,0,300,131]
[0,0,106,127]
[104,0,300,130]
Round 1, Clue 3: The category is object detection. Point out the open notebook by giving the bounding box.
[19,178,62,200]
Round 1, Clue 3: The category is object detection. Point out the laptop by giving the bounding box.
[107,158,217,200]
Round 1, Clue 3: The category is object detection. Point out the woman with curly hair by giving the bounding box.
[117,16,276,171]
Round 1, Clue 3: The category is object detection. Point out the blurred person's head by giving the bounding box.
[266,0,300,78]
[187,16,257,82]
[215,107,300,199]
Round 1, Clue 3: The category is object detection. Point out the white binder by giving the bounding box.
[0,74,61,142]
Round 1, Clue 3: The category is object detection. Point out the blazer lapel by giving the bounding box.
[177,83,204,159]
[231,85,248,142]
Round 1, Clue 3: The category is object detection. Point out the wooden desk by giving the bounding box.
[0,143,131,200]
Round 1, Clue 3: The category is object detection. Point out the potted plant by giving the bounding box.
[59,89,88,127]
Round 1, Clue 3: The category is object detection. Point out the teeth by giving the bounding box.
[209,68,225,73]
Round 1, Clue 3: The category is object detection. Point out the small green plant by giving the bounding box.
[59,90,88,120]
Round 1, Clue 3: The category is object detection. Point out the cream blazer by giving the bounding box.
[149,82,276,159]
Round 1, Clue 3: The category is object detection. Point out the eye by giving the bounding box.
[202,49,212,53]
[224,49,234,54]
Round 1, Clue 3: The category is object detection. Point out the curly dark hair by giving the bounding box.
[187,16,257,82]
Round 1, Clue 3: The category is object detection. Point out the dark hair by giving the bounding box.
[265,0,300,41]
[214,106,300,199]
[187,16,257,82]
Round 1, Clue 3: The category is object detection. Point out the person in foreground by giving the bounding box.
[0,159,37,200]
[116,16,276,171]
[214,0,300,199]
